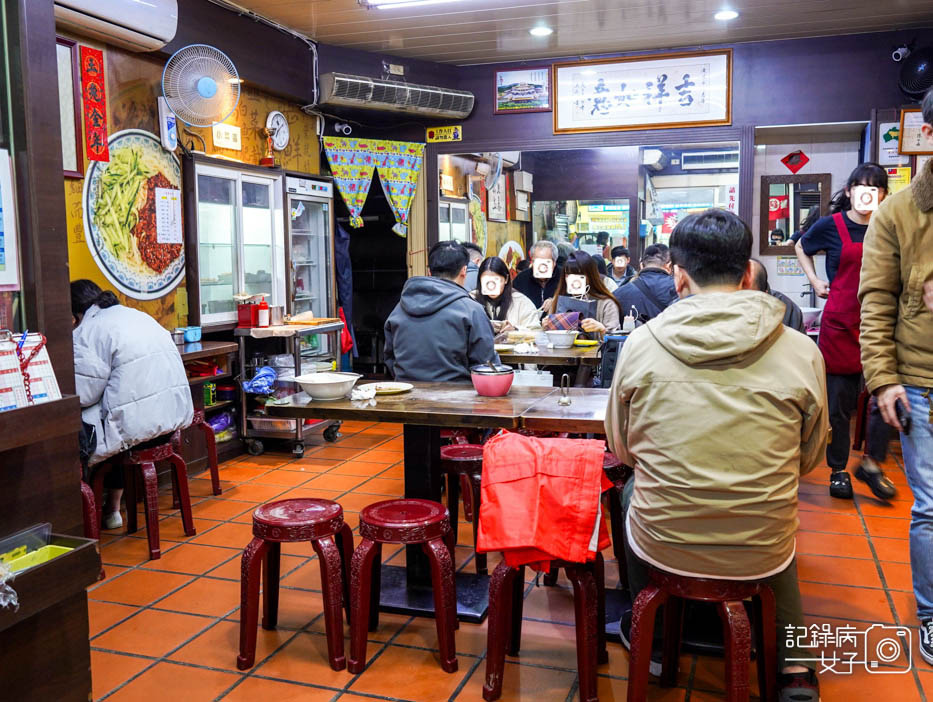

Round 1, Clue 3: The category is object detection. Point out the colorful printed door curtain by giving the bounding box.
[322,138,425,236]
[80,46,110,161]
[376,141,425,236]
[322,138,378,228]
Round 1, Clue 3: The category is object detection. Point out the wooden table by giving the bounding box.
[269,381,609,623]
[498,345,600,367]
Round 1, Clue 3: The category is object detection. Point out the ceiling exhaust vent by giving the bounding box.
[319,72,474,119]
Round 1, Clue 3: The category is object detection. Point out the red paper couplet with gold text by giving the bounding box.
[80,46,109,162]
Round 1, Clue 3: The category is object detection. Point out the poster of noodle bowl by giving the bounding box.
[82,129,184,300]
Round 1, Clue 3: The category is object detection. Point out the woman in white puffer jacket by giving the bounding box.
[72,280,193,528]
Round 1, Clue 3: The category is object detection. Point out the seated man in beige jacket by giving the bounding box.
[605,209,828,701]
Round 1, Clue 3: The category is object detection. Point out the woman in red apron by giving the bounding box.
[796,163,897,500]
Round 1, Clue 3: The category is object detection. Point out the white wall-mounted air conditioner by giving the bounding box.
[54,0,178,52]
[681,150,740,170]
[320,72,474,119]
[642,148,668,171]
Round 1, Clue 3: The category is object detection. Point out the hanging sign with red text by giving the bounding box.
[80,46,109,162]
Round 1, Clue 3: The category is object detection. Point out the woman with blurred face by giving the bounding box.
[472,256,540,332]
[544,250,622,334]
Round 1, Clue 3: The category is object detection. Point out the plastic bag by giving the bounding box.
[242,366,277,394]
[0,560,19,612]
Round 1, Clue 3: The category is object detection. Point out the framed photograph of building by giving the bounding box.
[494,67,551,114]
[56,36,84,178]
[552,49,732,134]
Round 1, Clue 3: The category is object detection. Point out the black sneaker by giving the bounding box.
[829,471,853,499]
[920,619,933,666]
[619,609,663,677]
[854,458,897,500]
[779,669,820,702]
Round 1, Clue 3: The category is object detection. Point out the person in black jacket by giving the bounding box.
[613,244,678,322]
[384,242,496,382]
[608,245,636,286]
[749,259,806,333]
[511,240,562,307]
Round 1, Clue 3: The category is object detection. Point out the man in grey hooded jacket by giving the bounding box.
[385,241,496,382]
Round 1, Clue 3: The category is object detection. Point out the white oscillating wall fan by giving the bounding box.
[161,44,240,127]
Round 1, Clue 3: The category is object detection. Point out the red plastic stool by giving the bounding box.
[91,431,195,560]
[238,498,353,671]
[628,568,778,702]
[349,499,458,674]
[190,410,222,495]
[440,443,486,575]
[484,554,608,702]
[80,480,105,581]
[602,451,631,594]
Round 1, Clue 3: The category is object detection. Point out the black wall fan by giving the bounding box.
[899,46,933,102]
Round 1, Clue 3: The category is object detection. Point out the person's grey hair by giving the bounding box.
[924,89,933,127]
[462,241,484,262]
[530,240,559,261]
[556,242,574,261]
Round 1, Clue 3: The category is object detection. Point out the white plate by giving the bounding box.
[82,129,184,300]
[359,382,414,396]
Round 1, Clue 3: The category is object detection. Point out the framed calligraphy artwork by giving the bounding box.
[553,50,732,134]
[56,37,84,178]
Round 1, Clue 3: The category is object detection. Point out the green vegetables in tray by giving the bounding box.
[93,147,156,259]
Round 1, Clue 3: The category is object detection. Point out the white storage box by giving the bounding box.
[248,417,298,432]
[512,369,553,387]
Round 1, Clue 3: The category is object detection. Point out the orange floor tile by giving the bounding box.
[88,424,930,701]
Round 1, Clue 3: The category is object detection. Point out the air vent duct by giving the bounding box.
[681,150,740,170]
[319,72,474,119]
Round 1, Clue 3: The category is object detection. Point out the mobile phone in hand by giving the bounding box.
[895,398,912,435]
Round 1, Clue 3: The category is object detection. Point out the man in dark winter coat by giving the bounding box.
[613,244,678,322]
[385,241,496,382]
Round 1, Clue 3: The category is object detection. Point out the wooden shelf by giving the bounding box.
[177,340,238,362]
[0,395,80,454]
[188,372,233,386]
[204,400,234,412]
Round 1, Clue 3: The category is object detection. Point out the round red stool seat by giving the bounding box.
[359,498,450,544]
[602,451,630,488]
[440,444,483,466]
[253,498,344,541]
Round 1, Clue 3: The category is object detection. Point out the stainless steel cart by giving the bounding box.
[236,321,344,457]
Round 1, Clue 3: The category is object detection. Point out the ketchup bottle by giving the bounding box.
[257,296,270,328]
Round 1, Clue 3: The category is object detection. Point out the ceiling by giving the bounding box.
[229,0,933,65]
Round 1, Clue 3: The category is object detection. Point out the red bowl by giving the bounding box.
[471,370,514,397]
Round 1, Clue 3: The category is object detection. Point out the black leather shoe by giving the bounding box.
[829,471,854,499]
[855,459,897,500]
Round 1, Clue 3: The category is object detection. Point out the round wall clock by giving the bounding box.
[266,110,290,151]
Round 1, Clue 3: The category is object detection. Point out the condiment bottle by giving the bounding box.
[257,296,270,328]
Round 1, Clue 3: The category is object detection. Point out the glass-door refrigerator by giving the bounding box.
[285,173,337,359]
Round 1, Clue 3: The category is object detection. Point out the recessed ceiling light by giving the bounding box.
[529,26,553,37]
[714,9,739,20]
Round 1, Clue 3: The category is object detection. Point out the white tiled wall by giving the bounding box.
[752,139,861,303]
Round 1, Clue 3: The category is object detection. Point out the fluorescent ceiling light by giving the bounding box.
[363,0,462,8]
[714,9,739,20]
[529,26,554,37]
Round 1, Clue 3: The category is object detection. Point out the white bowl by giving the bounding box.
[545,330,580,348]
[294,372,361,400]
[799,307,823,328]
